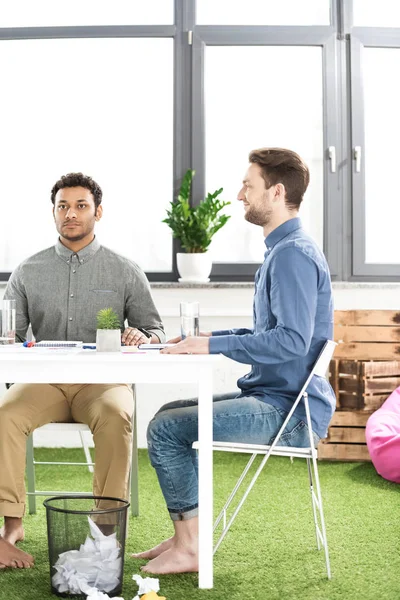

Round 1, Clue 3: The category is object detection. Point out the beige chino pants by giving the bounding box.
[0,383,134,518]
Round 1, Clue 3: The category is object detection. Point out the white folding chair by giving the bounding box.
[26,389,139,517]
[194,340,337,579]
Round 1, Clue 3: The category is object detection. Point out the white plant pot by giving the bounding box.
[96,329,121,352]
[177,252,212,283]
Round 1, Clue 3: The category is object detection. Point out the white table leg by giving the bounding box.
[197,368,213,589]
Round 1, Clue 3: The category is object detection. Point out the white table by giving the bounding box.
[0,347,222,588]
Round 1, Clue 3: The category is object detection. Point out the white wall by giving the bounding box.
[1,282,399,448]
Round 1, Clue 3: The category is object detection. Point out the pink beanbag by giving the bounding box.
[366,386,400,483]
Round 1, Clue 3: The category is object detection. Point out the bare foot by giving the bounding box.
[1,517,25,546]
[140,546,198,575]
[131,536,175,560]
[0,537,34,569]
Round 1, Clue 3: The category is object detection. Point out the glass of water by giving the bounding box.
[0,299,16,345]
[180,302,200,339]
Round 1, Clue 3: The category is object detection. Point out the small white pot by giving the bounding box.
[177,252,212,283]
[96,329,121,352]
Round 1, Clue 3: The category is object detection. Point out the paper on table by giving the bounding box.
[52,517,122,595]
[137,344,175,350]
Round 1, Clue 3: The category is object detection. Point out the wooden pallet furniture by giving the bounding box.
[318,411,370,461]
[319,310,400,461]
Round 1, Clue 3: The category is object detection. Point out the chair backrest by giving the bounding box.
[313,340,337,377]
[297,340,337,401]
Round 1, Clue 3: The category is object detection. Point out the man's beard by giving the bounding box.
[61,230,88,242]
[244,206,272,227]
[57,223,92,242]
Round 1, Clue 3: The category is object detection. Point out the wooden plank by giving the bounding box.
[363,361,400,377]
[334,325,400,343]
[335,310,400,326]
[363,395,389,411]
[327,427,366,444]
[338,360,361,376]
[329,359,340,408]
[318,443,371,462]
[338,393,363,410]
[330,411,370,427]
[339,378,361,393]
[364,377,400,393]
[334,343,400,360]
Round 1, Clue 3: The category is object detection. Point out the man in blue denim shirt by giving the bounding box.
[132,148,335,575]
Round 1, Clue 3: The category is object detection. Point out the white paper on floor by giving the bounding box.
[52,517,122,595]
[132,574,160,595]
[83,586,124,600]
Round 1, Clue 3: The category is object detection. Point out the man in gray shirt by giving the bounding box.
[0,172,165,568]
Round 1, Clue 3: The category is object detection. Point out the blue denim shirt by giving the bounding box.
[209,217,335,438]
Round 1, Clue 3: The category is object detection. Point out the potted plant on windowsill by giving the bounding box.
[162,169,231,282]
[96,308,121,352]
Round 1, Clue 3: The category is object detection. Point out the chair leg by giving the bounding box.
[214,453,257,533]
[306,457,321,550]
[310,453,331,579]
[130,388,139,517]
[79,430,94,474]
[214,450,273,554]
[303,392,331,579]
[26,434,37,515]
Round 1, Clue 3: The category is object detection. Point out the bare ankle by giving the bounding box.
[4,517,23,530]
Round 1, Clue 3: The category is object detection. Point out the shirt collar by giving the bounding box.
[264,217,302,252]
[55,236,101,263]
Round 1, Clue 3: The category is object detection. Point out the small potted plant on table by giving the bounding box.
[96,308,121,352]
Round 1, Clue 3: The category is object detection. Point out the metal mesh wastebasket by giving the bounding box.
[44,495,130,598]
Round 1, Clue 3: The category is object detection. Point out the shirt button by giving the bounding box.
[72,270,76,273]
[80,259,84,263]
[69,317,73,321]
[70,293,74,298]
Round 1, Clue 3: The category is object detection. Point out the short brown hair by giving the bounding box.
[248,148,310,210]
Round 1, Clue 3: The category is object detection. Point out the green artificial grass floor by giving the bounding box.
[1,448,399,600]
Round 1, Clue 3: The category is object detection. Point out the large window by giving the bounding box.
[205,46,324,265]
[0,0,399,282]
[0,38,173,274]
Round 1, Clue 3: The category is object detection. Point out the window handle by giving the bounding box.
[354,146,362,173]
[328,146,336,173]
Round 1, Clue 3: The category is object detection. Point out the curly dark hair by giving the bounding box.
[51,173,103,209]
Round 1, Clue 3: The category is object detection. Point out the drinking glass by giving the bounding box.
[180,301,200,339]
[0,299,16,345]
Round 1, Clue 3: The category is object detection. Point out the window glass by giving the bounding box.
[205,45,324,264]
[0,0,173,27]
[353,0,400,27]
[197,0,330,26]
[363,48,400,264]
[0,38,173,273]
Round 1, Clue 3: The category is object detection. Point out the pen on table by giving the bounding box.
[82,345,96,349]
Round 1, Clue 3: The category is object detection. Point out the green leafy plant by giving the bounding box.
[162,169,231,253]
[96,308,121,330]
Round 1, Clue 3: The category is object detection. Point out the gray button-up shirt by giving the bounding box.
[5,237,165,344]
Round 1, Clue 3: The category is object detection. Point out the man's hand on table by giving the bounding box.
[121,327,150,346]
[161,332,212,355]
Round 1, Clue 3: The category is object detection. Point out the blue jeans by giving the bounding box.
[147,392,320,521]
